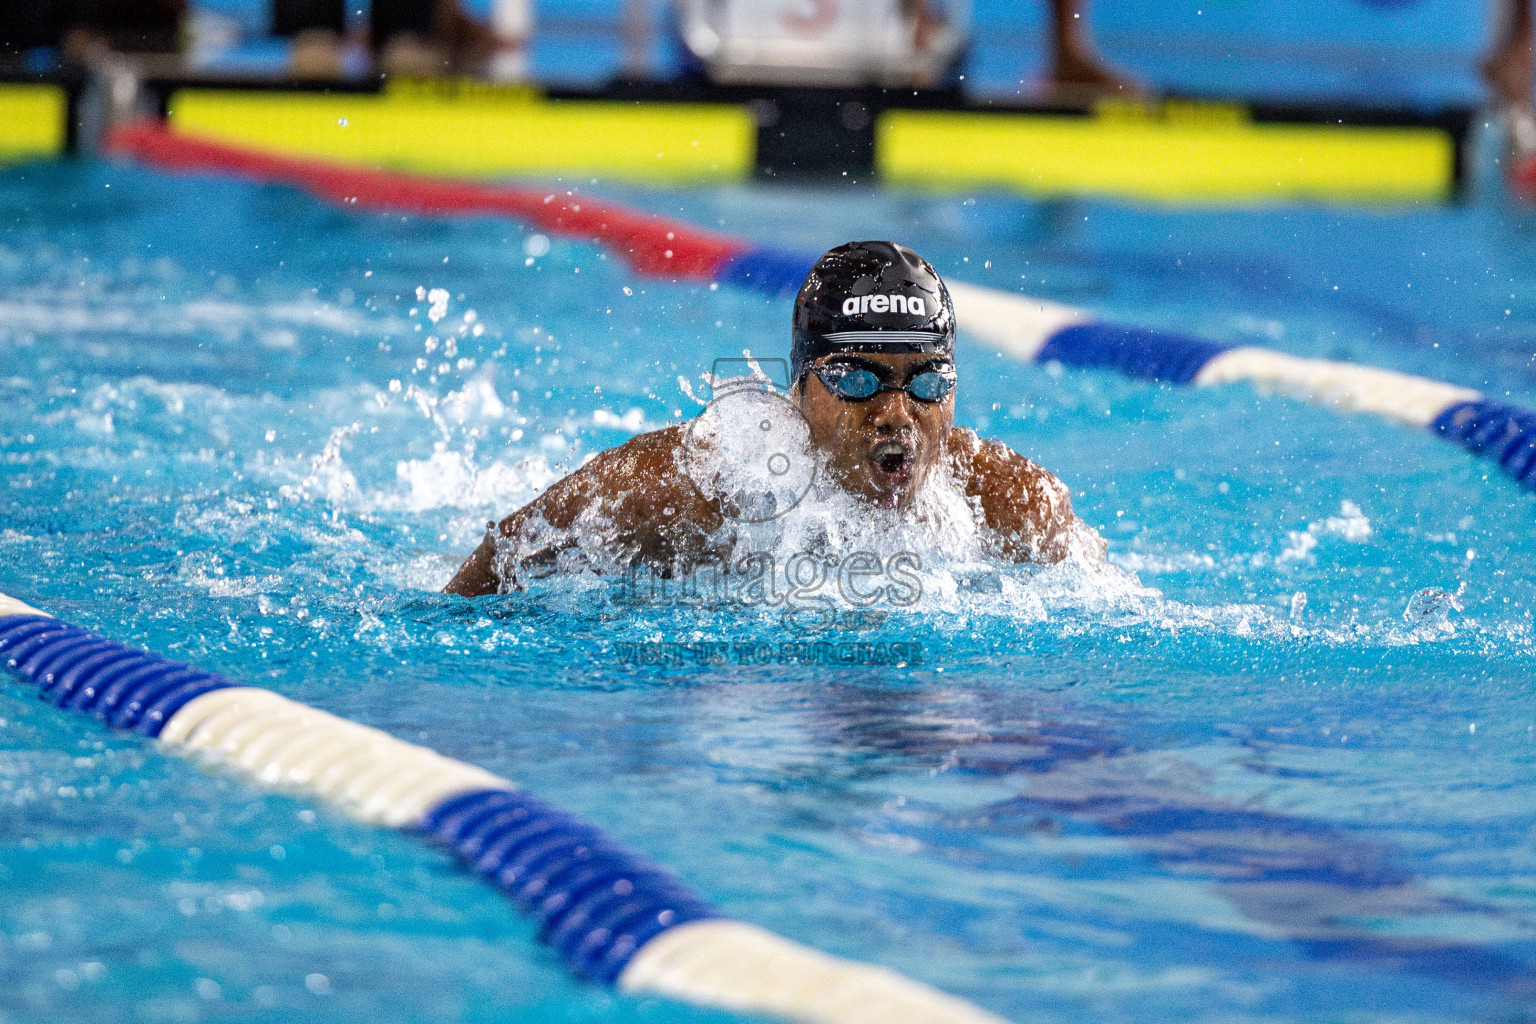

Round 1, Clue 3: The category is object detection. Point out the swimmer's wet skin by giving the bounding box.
[444,241,1097,597]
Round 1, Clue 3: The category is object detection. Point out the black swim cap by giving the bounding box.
[791,241,956,385]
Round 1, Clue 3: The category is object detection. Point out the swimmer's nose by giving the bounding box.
[868,388,918,430]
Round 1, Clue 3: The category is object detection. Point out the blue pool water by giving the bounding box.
[3,155,1536,1023]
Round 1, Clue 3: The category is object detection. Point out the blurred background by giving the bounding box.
[5,0,1521,204]
[0,0,1509,105]
[167,0,1489,108]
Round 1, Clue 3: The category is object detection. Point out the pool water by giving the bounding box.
[3,155,1536,1024]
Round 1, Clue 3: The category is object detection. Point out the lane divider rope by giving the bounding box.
[0,597,1007,1024]
[106,122,746,279]
[105,120,1536,491]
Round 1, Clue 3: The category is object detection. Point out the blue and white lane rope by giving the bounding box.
[0,593,1007,1024]
[943,283,1536,489]
[720,247,1536,492]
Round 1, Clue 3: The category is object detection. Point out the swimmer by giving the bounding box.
[444,241,1095,596]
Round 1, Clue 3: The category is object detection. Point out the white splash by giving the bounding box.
[1280,500,1372,564]
[510,385,1162,630]
[392,448,560,512]
[278,423,361,504]
[1402,583,1465,637]
[1320,500,1372,541]
[592,408,650,432]
[426,288,450,324]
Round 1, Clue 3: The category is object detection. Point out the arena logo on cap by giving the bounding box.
[842,294,926,316]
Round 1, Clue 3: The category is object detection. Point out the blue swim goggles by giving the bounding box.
[812,363,956,403]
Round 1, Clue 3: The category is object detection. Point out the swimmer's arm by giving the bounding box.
[441,461,595,598]
[443,426,719,596]
[949,429,1098,563]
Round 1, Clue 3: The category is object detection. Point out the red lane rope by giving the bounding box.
[105,120,748,278]
[1512,151,1536,203]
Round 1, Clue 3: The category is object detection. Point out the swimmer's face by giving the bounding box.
[797,352,954,509]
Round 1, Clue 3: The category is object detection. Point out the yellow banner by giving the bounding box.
[169,88,755,184]
[878,105,1453,205]
[0,85,67,161]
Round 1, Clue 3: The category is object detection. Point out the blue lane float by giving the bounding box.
[0,616,240,734]
[1033,322,1233,385]
[422,787,720,984]
[716,246,817,295]
[0,600,1007,1024]
[1432,400,1536,487]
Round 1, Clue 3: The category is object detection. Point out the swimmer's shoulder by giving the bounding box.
[580,425,720,528]
[445,426,708,596]
[527,425,692,524]
[589,424,688,476]
[946,426,1063,493]
[946,426,1077,562]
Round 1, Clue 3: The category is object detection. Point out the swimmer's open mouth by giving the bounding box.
[871,440,913,485]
